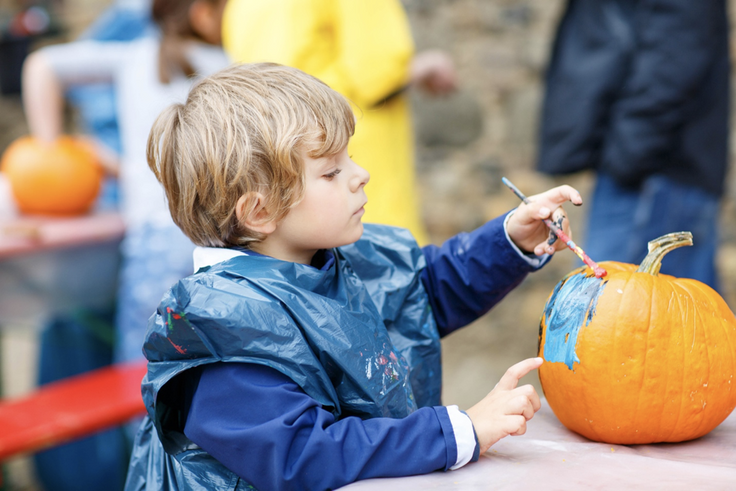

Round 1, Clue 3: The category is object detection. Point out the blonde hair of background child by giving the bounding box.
[147,62,356,247]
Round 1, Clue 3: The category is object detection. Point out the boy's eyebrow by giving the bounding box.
[314,154,338,172]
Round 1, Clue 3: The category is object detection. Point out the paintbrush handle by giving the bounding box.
[546,220,596,269]
[501,177,607,278]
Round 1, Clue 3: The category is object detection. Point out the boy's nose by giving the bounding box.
[351,163,370,191]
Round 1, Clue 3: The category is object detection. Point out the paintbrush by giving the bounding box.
[501,177,607,278]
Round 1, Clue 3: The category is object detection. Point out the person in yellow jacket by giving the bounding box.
[222,0,455,245]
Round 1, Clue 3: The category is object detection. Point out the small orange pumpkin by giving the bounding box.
[0,136,102,216]
[538,232,736,444]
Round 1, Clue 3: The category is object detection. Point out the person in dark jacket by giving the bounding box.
[537,0,730,291]
[124,62,585,490]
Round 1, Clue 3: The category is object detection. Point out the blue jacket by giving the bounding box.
[124,220,540,490]
[537,0,730,197]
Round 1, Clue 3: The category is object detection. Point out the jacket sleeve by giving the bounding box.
[317,0,414,107]
[184,363,457,491]
[601,0,727,184]
[421,213,540,336]
[222,0,413,108]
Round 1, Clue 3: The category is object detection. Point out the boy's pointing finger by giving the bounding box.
[495,357,544,391]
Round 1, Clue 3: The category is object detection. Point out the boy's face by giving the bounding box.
[259,146,370,264]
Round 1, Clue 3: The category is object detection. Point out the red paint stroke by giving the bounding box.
[167,338,187,355]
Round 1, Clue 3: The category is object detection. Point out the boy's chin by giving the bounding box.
[350,223,365,243]
[333,224,364,248]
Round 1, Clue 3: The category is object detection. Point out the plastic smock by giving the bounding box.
[221,0,428,244]
[124,225,441,490]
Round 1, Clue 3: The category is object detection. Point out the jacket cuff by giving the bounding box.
[463,410,481,463]
[444,405,477,470]
[503,210,550,269]
[433,406,457,471]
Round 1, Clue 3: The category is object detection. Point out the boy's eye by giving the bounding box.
[323,168,342,180]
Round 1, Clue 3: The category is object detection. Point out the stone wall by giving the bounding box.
[406,0,736,303]
[409,0,568,240]
[402,0,736,408]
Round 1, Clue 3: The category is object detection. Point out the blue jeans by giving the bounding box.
[584,173,721,292]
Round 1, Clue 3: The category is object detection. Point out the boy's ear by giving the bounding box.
[236,192,277,235]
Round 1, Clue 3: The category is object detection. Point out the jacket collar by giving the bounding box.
[193,246,335,272]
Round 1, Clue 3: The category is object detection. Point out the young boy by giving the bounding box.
[124,63,583,491]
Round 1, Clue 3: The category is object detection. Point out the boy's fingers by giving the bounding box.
[535,240,557,256]
[496,357,544,391]
[526,202,573,225]
[516,396,536,421]
[538,203,569,224]
[510,387,540,420]
[511,422,526,436]
[551,207,566,224]
[528,387,542,413]
[543,185,582,206]
[509,417,527,436]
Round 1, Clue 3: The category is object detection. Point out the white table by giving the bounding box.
[342,401,736,490]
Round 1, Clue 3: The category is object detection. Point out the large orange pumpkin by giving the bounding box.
[538,232,736,444]
[0,136,102,215]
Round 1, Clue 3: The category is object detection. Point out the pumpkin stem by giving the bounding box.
[636,232,693,275]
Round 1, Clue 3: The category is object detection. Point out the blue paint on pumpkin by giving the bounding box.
[543,273,606,369]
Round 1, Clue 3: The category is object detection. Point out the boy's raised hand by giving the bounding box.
[506,185,582,256]
[465,357,543,455]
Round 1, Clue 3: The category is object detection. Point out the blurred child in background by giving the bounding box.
[20,0,229,487]
[24,2,153,488]
[23,0,229,365]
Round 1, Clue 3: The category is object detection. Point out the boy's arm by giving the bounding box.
[184,363,472,490]
[421,212,544,337]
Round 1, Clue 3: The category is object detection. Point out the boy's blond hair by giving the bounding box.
[147,62,356,247]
